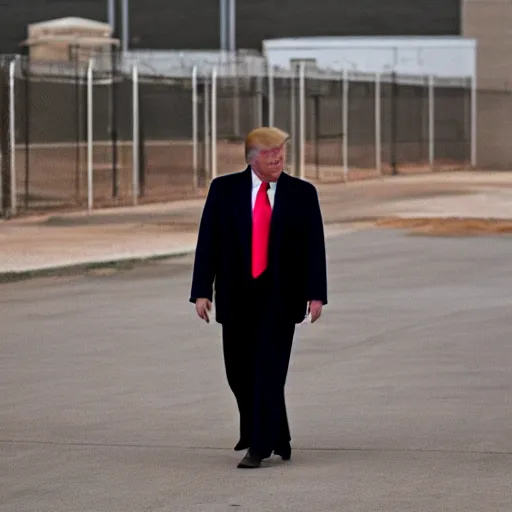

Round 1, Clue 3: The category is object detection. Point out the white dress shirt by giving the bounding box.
[251,169,276,210]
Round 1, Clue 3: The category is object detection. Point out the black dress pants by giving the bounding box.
[221,271,296,459]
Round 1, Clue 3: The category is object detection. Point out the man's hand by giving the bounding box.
[308,300,323,323]
[195,298,212,323]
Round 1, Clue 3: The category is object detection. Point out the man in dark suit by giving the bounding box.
[190,127,327,469]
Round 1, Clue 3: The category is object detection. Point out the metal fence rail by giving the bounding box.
[0,56,475,216]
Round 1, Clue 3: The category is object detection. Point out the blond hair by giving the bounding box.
[245,127,290,162]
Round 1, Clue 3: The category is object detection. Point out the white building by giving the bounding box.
[262,37,476,78]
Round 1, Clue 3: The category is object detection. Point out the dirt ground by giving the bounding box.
[376,217,512,236]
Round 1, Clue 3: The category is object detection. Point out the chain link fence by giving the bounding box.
[0,56,473,216]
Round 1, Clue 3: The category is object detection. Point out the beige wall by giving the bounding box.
[463,0,512,168]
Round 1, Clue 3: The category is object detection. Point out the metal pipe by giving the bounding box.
[192,66,198,189]
[290,71,296,176]
[470,73,477,168]
[375,72,382,176]
[220,0,227,52]
[9,58,16,215]
[428,75,435,170]
[299,61,306,180]
[204,79,210,178]
[228,0,236,53]
[132,64,139,205]
[211,68,218,182]
[342,69,349,182]
[87,59,94,211]
[121,0,129,53]
[108,0,115,33]
[110,50,118,197]
[268,63,274,127]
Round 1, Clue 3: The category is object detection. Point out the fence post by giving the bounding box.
[0,66,3,214]
[268,63,274,127]
[342,68,349,182]
[255,74,263,127]
[9,58,16,215]
[290,70,296,176]
[313,94,320,180]
[298,61,306,180]
[375,72,382,176]
[110,50,119,198]
[192,66,198,189]
[0,63,8,215]
[470,74,477,168]
[87,58,94,211]
[211,67,217,182]
[203,79,210,180]
[23,59,30,209]
[390,72,398,175]
[132,64,139,205]
[428,75,435,170]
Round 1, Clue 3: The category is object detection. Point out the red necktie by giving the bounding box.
[252,182,272,278]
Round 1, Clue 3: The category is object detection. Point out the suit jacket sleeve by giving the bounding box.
[189,179,219,303]
[305,185,328,305]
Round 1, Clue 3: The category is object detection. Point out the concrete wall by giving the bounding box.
[463,0,512,168]
[0,0,461,54]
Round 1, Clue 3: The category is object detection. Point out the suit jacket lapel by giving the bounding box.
[269,172,289,260]
[235,166,253,275]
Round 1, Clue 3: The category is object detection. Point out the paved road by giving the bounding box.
[2,229,512,511]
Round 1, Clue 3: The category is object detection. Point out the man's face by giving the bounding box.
[251,143,286,182]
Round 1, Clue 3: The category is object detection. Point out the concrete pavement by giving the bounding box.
[2,230,512,511]
[2,171,512,276]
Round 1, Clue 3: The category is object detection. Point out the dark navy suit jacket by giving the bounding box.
[189,167,328,324]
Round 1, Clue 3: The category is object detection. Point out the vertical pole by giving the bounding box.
[9,59,16,215]
[232,63,240,138]
[204,79,210,179]
[138,96,146,196]
[87,59,94,211]
[220,0,227,52]
[255,74,263,127]
[211,68,218,182]
[110,49,118,197]
[314,95,320,180]
[132,64,139,205]
[342,68,349,182]
[0,64,10,215]
[24,61,30,209]
[375,72,382,176]
[0,63,8,214]
[428,75,435,171]
[290,70,296,176]
[74,48,81,202]
[121,0,129,53]
[192,66,199,189]
[268,63,274,127]
[390,72,398,175]
[108,0,115,33]
[228,0,236,54]
[299,61,306,180]
[0,66,3,213]
[228,0,239,138]
[470,74,477,168]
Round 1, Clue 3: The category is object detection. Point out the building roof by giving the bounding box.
[29,17,110,33]
[263,36,476,49]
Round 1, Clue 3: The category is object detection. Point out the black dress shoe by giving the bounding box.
[274,443,291,461]
[237,452,262,469]
[234,439,250,451]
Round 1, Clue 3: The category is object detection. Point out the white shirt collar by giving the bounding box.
[251,169,277,190]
